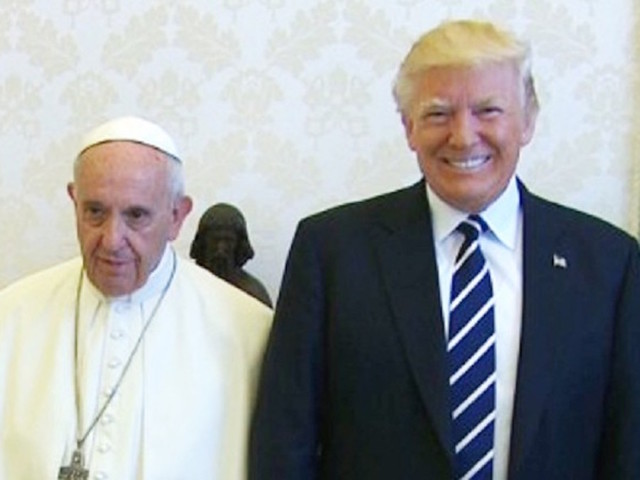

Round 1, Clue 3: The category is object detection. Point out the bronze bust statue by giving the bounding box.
[190,203,273,308]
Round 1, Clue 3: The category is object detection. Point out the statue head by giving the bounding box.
[189,203,254,279]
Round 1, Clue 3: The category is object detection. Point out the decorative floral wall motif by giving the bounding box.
[0,0,638,299]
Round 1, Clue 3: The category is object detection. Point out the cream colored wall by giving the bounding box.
[0,0,638,300]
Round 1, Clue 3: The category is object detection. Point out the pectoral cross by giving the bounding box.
[58,449,89,480]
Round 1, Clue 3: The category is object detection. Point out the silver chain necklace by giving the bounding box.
[58,251,177,480]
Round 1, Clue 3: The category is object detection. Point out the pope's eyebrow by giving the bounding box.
[81,200,105,210]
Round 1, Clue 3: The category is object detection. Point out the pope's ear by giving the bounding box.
[168,195,193,241]
[67,182,76,202]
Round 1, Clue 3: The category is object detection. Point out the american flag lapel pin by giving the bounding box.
[553,253,568,269]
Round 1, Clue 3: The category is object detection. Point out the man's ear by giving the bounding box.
[520,104,538,146]
[67,182,76,203]
[168,195,193,241]
[402,114,418,152]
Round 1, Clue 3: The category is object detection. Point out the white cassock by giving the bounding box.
[0,246,272,480]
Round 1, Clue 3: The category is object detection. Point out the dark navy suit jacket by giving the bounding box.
[250,179,640,479]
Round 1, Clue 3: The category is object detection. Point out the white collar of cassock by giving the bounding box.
[83,244,176,306]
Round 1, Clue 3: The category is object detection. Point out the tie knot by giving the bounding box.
[456,215,488,241]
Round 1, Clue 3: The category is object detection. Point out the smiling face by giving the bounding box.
[403,62,537,213]
[68,141,192,296]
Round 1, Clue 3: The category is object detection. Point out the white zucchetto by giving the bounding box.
[78,116,180,162]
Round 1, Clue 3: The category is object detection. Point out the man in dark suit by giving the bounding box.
[249,20,640,479]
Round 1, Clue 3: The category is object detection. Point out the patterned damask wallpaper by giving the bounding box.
[0,0,638,299]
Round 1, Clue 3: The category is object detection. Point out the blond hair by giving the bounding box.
[393,20,538,116]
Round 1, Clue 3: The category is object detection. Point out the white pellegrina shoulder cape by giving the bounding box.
[0,250,272,480]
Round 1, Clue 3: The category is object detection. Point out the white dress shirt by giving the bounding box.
[427,177,523,480]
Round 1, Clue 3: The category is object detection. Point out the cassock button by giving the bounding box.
[98,443,111,453]
[114,303,131,314]
[101,414,113,425]
[110,329,124,340]
[94,472,107,480]
[108,358,122,369]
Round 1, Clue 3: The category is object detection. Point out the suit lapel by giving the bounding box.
[508,185,575,476]
[370,181,453,461]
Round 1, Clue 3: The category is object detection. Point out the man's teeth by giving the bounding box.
[448,156,489,169]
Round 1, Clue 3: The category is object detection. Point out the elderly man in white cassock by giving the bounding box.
[0,116,272,480]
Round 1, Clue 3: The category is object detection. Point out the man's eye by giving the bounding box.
[125,209,151,227]
[476,106,502,118]
[84,206,105,223]
[422,111,449,124]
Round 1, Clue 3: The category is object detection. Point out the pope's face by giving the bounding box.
[403,62,537,213]
[68,141,192,297]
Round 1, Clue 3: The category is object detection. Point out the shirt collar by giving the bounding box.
[427,176,521,249]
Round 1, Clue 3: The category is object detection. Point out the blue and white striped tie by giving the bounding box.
[449,215,496,479]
